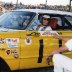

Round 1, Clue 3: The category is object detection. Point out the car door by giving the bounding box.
[20,30,60,69]
[0,31,20,70]
[20,31,42,69]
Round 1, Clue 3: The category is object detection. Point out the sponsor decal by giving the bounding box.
[0,38,5,44]
[26,32,40,37]
[39,31,59,36]
[6,50,10,55]
[7,43,18,48]
[14,54,19,58]
[6,49,18,55]
[24,37,32,45]
[6,38,19,48]
[6,38,19,43]
[10,49,18,54]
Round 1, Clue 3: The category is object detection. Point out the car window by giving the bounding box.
[65,16,72,26]
[28,19,40,30]
[26,13,72,31]
[0,11,36,30]
[62,16,72,30]
[29,16,62,31]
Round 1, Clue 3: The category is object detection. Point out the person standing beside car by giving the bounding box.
[46,34,72,72]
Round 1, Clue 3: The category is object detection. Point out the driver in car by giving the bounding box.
[38,15,52,31]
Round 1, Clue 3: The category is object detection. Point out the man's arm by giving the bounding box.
[46,45,68,64]
[49,45,68,56]
[54,34,71,42]
[46,34,71,64]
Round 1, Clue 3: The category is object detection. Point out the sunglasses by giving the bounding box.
[43,18,49,21]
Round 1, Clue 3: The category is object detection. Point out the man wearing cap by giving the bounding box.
[38,15,52,31]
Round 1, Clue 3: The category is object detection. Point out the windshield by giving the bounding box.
[0,11,36,30]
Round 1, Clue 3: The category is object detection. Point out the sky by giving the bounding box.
[0,0,71,6]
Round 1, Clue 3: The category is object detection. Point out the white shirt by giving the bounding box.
[38,26,52,31]
[65,39,72,51]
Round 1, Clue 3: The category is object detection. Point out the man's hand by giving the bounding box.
[54,34,60,39]
[46,55,53,65]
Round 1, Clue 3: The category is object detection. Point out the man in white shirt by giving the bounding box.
[46,35,72,72]
[38,15,52,31]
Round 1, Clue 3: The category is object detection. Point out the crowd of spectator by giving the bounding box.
[23,4,70,11]
[0,1,72,12]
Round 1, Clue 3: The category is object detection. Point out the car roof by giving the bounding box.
[15,9,72,16]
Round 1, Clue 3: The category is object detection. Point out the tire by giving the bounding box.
[0,58,11,72]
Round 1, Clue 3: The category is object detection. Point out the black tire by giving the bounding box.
[0,58,11,72]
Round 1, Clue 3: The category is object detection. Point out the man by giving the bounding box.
[38,15,52,31]
[46,34,72,72]
[50,18,59,30]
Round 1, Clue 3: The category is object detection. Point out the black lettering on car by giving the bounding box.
[38,39,44,63]
[59,39,62,54]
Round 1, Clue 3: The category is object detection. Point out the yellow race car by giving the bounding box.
[0,9,72,71]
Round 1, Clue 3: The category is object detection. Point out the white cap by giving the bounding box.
[43,15,50,19]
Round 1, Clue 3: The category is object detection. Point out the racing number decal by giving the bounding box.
[38,39,44,63]
[59,39,62,53]
[59,39,62,47]
[58,32,62,47]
